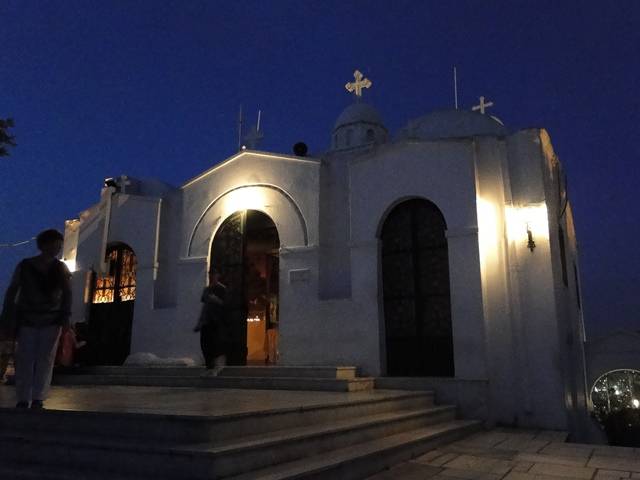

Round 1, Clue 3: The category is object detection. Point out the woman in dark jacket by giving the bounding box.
[0,229,71,409]
[193,269,229,375]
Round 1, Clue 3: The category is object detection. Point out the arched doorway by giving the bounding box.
[380,198,454,377]
[88,243,137,365]
[210,210,280,365]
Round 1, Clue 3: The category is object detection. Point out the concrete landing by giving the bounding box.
[0,384,403,416]
[52,365,374,392]
[0,384,479,478]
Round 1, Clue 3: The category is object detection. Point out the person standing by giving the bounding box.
[193,269,228,375]
[0,229,71,409]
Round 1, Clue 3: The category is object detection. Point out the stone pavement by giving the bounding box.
[367,429,640,480]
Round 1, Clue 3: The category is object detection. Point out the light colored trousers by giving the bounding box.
[15,325,61,403]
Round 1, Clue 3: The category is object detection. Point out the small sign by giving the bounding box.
[289,269,311,283]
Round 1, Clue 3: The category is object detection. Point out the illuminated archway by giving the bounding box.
[209,210,280,366]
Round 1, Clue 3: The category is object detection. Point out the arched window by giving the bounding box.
[92,244,137,304]
[591,369,640,421]
[366,129,375,142]
[345,129,353,146]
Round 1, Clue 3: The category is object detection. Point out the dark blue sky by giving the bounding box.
[1,1,638,338]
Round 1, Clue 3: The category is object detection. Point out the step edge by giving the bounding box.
[227,420,482,480]
[0,390,434,424]
[0,406,458,457]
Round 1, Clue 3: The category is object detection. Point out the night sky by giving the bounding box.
[1,1,638,339]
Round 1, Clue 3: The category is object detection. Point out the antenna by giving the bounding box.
[454,66,459,110]
[237,105,243,150]
[256,109,261,132]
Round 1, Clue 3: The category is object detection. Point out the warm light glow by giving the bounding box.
[505,203,549,248]
[224,187,267,215]
[633,399,639,408]
[62,258,77,272]
[476,197,499,267]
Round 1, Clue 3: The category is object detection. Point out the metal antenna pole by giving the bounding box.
[454,66,459,110]
[238,104,243,150]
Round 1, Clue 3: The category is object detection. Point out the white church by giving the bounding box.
[61,71,588,434]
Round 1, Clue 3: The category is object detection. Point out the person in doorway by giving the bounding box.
[55,323,87,369]
[0,229,71,409]
[193,269,229,375]
[0,336,14,383]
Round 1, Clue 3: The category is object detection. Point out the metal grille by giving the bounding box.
[92,246,137,304]
[381,199,454,377]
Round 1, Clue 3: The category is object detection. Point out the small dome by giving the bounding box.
[398,109,507,141]
[334,103,384,131]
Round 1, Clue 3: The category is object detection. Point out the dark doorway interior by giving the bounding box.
[87,243,137,365]
[210,210,280,366]
[381,198,454,377]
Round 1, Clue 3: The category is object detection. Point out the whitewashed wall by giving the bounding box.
[348,140,487,378]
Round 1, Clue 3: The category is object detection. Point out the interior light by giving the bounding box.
[62,258,77,273]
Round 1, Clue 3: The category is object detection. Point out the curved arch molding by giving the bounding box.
[187,184,308,257]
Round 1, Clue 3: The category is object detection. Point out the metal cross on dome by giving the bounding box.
[472,96,494,114]
[117,175,132,193]
[345,70,372,98]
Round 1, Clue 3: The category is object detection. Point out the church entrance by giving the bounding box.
[380,199,454,377]
[210,210,280,366]
[87,243,137,365]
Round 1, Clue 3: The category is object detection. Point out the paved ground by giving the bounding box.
[367,429,640,480]
[0,384,413,417]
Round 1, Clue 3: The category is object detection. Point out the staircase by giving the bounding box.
[53,365,374,392]
[1,367,482,479]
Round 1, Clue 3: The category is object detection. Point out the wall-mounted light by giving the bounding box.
[526,223,536,252]
[506,203,549,252]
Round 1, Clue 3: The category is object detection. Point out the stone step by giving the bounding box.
[64,365,358,379]
[0,390,435,444]
[64,366,207,377]
[227,420,482,480]
[0,464,138,480]
[219,366,358,379]
[0,407,468,479]
[53,373,374,392]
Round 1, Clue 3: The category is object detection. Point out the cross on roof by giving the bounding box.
[117,175,132,193]
[345,70,372,98]
[472,96,494,114]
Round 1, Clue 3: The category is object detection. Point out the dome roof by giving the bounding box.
[334,103,384,131]
[398,109,507,141]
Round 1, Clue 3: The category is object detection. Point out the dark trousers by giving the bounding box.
[200,324,216,369]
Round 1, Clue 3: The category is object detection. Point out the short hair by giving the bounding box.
[36,229,64,249]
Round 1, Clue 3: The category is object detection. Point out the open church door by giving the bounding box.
[381,199,454,377]
[210,211,247,365]
[87,244,137,365]
[210,210,280,366]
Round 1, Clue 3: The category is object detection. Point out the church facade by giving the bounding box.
[62,83,588,434]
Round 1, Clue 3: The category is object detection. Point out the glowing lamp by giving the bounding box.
[506,203,549,253]
[225,187,267,214]
[62,258,77,273]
